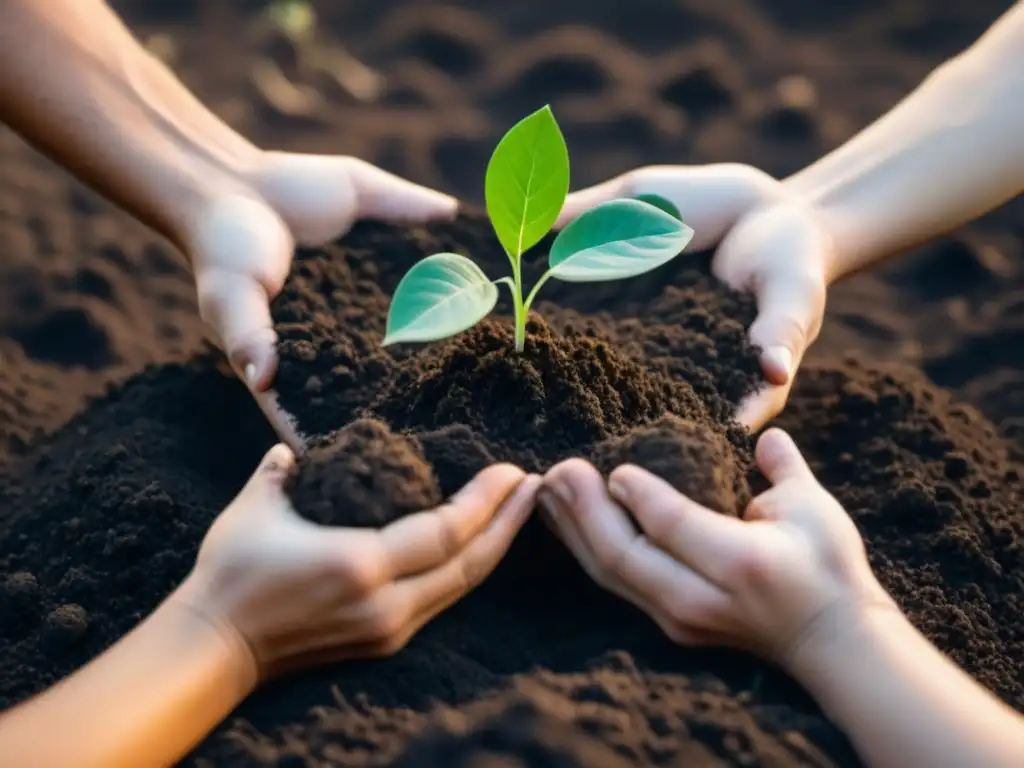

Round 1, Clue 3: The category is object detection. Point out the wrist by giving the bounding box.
[779,177,855,286]
[169,573,260,693]
[124,45,264,251]
[783,588,904,686]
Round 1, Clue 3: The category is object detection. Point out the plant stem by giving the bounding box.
[511,255,526,353]
[522,270,553,315]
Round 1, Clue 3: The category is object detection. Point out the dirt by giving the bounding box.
[592,415,752,515]
[1,1,1023,766]
[278,213,761,518]
[287,419,443,528]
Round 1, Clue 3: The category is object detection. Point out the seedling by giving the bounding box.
[382,105,694,352]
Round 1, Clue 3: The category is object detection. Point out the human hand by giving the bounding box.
[557,165,834,430]
[174,445,539,681]
[186,154,456,447]
[539,429,895,666]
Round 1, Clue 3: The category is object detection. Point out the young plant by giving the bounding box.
[382,105,694,352]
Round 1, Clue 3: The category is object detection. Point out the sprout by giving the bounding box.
[383,105,694,352]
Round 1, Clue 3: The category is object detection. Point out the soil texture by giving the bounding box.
[1,1,1023,766]
[278,213,761,521]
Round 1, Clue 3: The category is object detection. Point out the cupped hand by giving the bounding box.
[539,430,894,666]
[557,165,835,430]
[175,445,539,681]
[185,154,456,446]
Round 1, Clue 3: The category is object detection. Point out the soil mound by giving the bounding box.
[276,214,760,522]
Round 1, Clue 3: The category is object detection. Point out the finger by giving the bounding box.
[541,460,648,608]
[196,268,278,392]
[542,459,639,586]
[250,388,308,453]
[556,174,632,227]
[748,269,825,387]
[378,464,527,579]
[542,463,729,628]
[542,490,728,642]
[756,428,815,486]
[396,474,541,615]
[231,443,296,514]
[537,485,645,606]
[734,382,789,432]
[609,465,756,588]
[347,158,458,222]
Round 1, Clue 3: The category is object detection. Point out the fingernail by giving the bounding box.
[768,347,793,380]
[244,363,257,389]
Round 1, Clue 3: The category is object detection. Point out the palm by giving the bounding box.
[184,153,457,447]
[559,164,831,431]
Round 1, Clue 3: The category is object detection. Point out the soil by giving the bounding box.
[278,212,761,520]
[1,1,1023,767]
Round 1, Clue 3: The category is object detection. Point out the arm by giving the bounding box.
[785,2,1024,280]
[0,0,454,416]
[0,446,537,767]
[791,603,1024,768]
[0,0,258,250]
[542,429,1024,768]
[790,606,1024,765]
[0,586,256,768]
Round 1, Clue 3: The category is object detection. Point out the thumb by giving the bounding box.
[756,429,814,486]
[190,195,293,393]
[556,174,631,228]
[346,157,458,222]
[196,268,278,392]
[748,269,825,386]
[235,443,297,507]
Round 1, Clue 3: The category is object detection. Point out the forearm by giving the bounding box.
[0,580,256,768]
[792,603,1024,768]
[784,3,1024,281]
[0,0,259,248]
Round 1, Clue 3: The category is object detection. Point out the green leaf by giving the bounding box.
[547,199,694,282]
[382,253,498,346]
[634,193,682,221]
[485,105,570,259]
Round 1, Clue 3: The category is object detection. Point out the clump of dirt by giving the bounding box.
[592,414,752,515]
[287,418,442,527]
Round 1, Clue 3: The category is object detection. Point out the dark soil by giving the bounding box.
[592,415,752,515]
[278,213,761,518]
[1,1,1023,767]
[287,419,443,528]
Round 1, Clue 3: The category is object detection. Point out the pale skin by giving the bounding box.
[2,1,1024,767]
[0,0,459,450]
[0,445,541,767]
[548,3,1024,767]
[0,0,539,765]
[558,1,1024,431]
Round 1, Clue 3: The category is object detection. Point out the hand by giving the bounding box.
[175,446,539,681]
[557,165,834,429]
[186,154,456,444]
[539,429,895,665]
